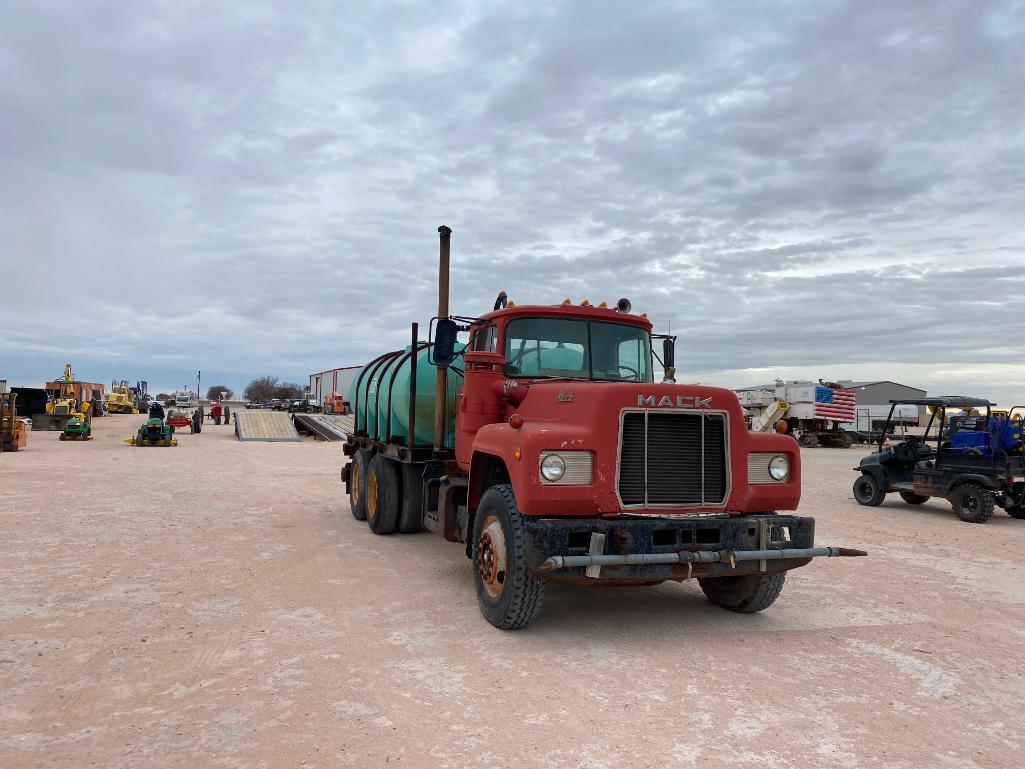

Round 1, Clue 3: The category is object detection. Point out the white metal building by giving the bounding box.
[308,366,363,407]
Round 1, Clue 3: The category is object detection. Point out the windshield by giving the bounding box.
[503,317,652,382]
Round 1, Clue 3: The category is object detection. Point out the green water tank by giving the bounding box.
[347,344,464,448]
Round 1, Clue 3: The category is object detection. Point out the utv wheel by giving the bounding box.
[699,572,786,613]
[396,463,424,533]
[853,474,886,506]
[951,483,994,523]
[899,491,929,505]
[348,450,371,521]
[472,484,545,630]
[366,454,400,535]
[1007,505,1025,520]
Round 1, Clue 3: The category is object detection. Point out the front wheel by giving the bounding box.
[899,491,929,505]
[699,572,786,613]
[952,483,994,523]
[472,485,544,630]
[1007,505,1025,520]
[853,474,886,506]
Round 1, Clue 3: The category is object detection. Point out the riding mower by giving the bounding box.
[128,417,177,447]
[853,397,1025,523]
[59,404,93,441]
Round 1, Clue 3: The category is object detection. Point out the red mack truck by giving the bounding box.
[343,227,865,629]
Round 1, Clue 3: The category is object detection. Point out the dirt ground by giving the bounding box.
[2,414,1023,769]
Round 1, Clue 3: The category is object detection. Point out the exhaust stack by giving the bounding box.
[434,226,452,454]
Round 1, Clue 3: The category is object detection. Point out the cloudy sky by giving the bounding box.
[2,0,1023,402]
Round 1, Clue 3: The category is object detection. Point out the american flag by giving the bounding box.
[814,385,856,421]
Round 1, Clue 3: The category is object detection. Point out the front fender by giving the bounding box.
[469,423,529,513]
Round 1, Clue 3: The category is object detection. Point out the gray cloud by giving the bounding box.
[1,0,1023,402]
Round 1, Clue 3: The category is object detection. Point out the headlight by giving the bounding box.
[768,454,789,480]
[540,453,566,482]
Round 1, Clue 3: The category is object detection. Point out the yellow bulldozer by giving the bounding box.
[106,380,138,414]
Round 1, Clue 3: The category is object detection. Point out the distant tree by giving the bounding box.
[155,393,171,401]
[243,376,279,403]
[206,385,234,401]
[274,382,304,400]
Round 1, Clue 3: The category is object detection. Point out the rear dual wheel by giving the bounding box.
[349,450,371,521]
[366,454,400,535]
[347,451,422,532]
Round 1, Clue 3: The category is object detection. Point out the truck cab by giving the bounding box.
[451,303,802,518]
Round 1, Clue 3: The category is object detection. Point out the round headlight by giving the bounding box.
[540,453,566,482]
[768,455,789,481]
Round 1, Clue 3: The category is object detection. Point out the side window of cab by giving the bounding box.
[471,324,497,352]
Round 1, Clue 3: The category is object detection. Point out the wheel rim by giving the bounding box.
[366,469,378,520]
[963,495,978,513]
[476,514,508,599]
[351,462,361,507]
[856,480,872,499]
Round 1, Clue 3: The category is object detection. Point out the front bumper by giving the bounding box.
[521,514,860,584]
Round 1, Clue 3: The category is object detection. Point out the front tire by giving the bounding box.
[366,454,400,535]
[348,450,371,521]
[1007,505,1025,520]
[472,485,544,630]
[899,491,929,505]
[853,474,886,506]
[699,572,786,613]
[952,483,994,523]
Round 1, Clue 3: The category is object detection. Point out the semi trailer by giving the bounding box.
[343,227,865,629]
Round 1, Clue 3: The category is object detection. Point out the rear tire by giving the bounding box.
[853,474,886,506]
[699,572,786,613]
[397,463,424,533]
[951,483,994,523]
[348,450,371,521]
[366,454,400,535]
[472,484,545,629]
[899,491,929,505]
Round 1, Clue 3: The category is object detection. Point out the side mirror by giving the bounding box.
[433,318,458,367]
[662,337,675,369]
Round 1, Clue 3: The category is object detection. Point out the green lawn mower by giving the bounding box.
[59,412,92,441]
[129,417,177,447]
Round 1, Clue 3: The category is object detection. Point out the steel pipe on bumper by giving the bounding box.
[520,514,866,584]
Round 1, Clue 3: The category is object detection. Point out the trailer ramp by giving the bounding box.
[292,413,354,441]
[234,411,300,442]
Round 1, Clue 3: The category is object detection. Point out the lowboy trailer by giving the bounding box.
[343,227,865,629]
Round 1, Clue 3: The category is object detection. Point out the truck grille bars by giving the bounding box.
[617,411,729,507]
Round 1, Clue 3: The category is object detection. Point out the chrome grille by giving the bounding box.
[617,411,728,507]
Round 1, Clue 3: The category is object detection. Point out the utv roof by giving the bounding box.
[890,396,993,408]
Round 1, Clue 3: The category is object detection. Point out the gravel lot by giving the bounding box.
[2,414,1023,768]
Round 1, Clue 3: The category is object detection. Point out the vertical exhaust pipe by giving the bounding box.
[434,225,452,454]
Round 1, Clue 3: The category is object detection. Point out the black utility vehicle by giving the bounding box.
[853,397,1025,523]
